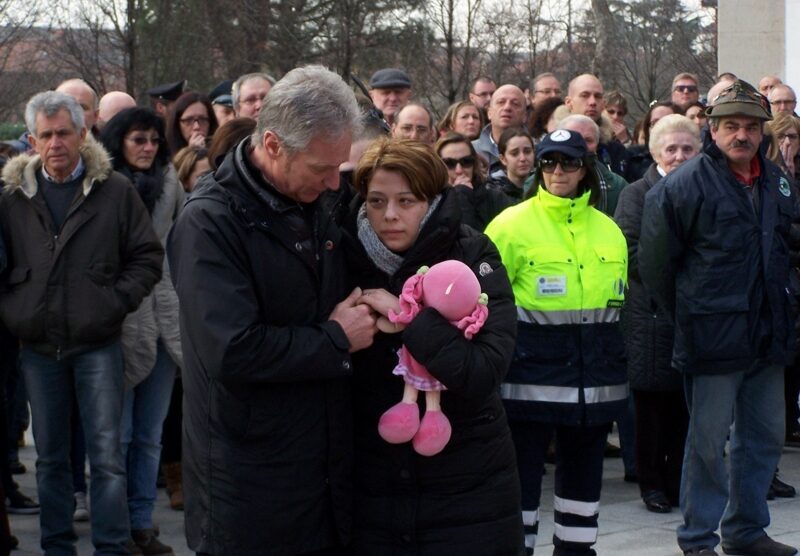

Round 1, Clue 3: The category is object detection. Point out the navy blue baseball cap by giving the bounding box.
[537,129,588,159]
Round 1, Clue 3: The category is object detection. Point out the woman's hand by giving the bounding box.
[188,132,206,148]
[360,289,405,334]
[451,174,473,188]
[358,288,400,318]
[781,142,796,176]
[611,121,630,143]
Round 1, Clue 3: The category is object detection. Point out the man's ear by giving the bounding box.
[262,130,282,159]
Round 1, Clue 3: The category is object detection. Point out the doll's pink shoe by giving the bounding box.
[412,410,452,456]
[378,402,420,444]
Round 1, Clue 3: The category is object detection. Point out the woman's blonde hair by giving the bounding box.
[765,112,800,168]
[173,145,208,191]
[354,138,449,201]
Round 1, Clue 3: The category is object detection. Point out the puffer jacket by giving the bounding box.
[343,188,524,556]
[450,180,513,232]
[0,137,163,358]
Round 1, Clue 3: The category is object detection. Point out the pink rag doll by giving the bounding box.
[377,260,489,456]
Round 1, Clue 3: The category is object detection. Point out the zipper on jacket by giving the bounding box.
[56,346,62,361]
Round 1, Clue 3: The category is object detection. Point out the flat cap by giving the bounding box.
[706,79,772,120]
[369,68,411,90]
[145,80,186,102]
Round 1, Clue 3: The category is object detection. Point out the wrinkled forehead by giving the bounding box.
[717,115,763,129]
[492,86,524,105]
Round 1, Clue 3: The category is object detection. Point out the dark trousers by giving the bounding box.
[0,326,16,550]
[510,420,609,556]
[199,546,350,556]
[632,389,689,505]
[160,377,182,464]
[785,364,800,436]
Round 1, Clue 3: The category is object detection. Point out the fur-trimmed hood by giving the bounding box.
[1,134,112,198]
[597,112,615,145]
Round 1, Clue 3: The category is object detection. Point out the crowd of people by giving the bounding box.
[0,62,798,556]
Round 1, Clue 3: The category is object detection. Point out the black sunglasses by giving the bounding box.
[539,156,584,173]
[442,156,475,169]
[674,85,698,93]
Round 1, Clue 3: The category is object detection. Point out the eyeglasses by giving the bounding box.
[772,99,797,106]
[539,156,584,173]
[125,135,160,146]
[674,85,698,93]
[180,116,210,126]
[778,133,800,142]
[442,156,475,169]
[535,88,562,95]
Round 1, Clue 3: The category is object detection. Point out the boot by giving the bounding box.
[131,529,173,555]
[161,462,183,511]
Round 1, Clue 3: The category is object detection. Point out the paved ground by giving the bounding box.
[8,432,800,555]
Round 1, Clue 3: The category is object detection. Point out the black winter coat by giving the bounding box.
[167,139,354,556]
[640,144,796,374]
[614,164,681,391]
[343,189,524,556]
[0,138,163,358]
[451,181,514,231]
[486,174,525,203]
[624,144,654,183]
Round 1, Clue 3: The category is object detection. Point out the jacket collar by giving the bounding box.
[534,185,592,220]
[1,134,112,199]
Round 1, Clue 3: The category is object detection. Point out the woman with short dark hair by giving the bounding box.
[99,107,184,555]
[344,137,524,555]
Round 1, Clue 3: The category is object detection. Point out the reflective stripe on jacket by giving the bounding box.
[486,187,629,425]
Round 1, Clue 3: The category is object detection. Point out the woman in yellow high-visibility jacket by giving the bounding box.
[486,129,629,556]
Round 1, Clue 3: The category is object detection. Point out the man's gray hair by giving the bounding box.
[232,72,276,108]
[252,65,362,154]
[558,114,600,142]
[769,84,797,103]
[25,91,85,137]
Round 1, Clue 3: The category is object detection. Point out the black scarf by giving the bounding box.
[119,160,165,214]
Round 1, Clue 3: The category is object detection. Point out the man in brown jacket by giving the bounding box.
[0,91,163,555]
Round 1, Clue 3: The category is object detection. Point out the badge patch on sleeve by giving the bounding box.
[780,177,792,197]
[537,276,567,296]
